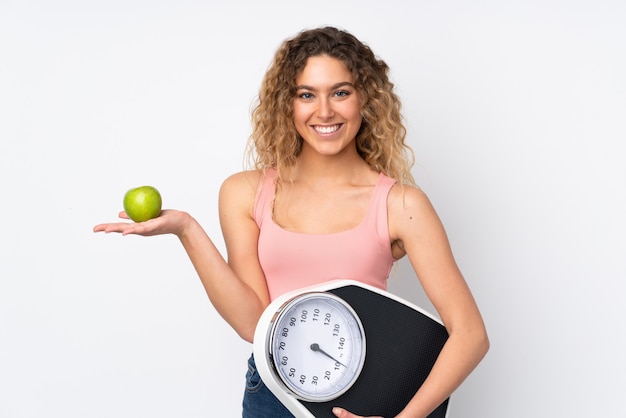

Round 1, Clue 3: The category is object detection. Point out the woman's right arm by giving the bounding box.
[93,170,270,343]
[185,170,270,342]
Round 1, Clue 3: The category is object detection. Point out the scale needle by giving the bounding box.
[310,343,346,367]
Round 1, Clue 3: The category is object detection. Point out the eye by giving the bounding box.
[298,92,314,100]
[334,90,350,98]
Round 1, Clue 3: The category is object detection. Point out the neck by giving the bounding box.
[288,153,376,186]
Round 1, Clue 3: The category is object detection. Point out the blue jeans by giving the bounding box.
[242,354,294,418]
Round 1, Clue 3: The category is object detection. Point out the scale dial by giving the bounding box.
[268,292,366,402]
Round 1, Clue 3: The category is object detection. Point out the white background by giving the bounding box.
[1,1,624,417]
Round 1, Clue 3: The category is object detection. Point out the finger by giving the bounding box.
[92,222,132,234]
[332,407,382,418]
[93,211,131,232]
[93,223,120,233]
[332,407,352,418]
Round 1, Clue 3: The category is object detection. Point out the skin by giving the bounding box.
[294,56,363,160]
[94,55,489,418]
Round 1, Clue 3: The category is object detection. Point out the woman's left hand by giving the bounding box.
[332,407,383,418]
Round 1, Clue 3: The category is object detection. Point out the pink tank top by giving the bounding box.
[254,169,397,301]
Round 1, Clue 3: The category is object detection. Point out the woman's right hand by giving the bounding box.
[93,209,191,237]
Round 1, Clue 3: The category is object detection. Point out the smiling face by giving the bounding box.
[293,55,363,159]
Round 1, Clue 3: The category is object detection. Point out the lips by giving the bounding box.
[313,124,342,134]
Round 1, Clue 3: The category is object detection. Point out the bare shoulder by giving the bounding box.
[387,183,437,219]
[219,169,263,217]
[220,169,262,193]
[387,183,444,243]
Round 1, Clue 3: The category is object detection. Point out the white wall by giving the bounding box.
[1,1,624,417]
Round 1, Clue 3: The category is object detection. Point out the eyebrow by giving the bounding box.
[295,81,354,91]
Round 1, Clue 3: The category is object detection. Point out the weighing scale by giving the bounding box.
[253,280,450,417]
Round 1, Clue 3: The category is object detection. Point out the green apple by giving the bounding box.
[123,185,162,222]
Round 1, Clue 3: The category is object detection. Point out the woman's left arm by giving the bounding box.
[334,185,490,418]
[390,185,489,417]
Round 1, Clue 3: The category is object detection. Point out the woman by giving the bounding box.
[94,26,489,418]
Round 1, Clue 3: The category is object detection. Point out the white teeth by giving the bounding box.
[315,124,340,134]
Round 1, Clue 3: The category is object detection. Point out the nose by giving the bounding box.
[316,97,335,119]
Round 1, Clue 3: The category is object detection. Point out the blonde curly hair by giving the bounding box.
[246,26,415,186]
